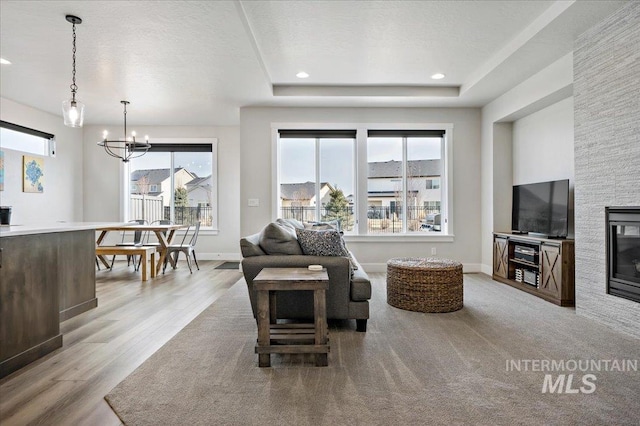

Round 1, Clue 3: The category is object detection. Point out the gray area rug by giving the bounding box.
[214,261,240,270]
[105,274,640,425]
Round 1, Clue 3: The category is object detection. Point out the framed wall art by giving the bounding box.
[23,155,44,193]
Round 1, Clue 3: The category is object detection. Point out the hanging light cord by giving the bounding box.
[70,20,78,102]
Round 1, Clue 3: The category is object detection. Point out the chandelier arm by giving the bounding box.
[126,148,151,161]
[102,146,125,160]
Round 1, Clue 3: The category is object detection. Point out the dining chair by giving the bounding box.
[142,219,173,245]
[110,219,147,270]
[137,219,173,270]
[162,221,201,274]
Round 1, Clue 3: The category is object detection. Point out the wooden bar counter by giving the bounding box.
[0,222,118,378]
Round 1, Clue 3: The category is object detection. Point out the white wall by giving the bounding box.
[83,125,241,260]
[0,97,84,224]
[240,107,482,270]
[512,97,574,186]
[480,53,574,273]
[512,97,575,237]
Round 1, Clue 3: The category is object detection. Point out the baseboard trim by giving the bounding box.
[0,334,63,379]
[198,253,243,261]
[480,264,493,275]
[60,298,98,322]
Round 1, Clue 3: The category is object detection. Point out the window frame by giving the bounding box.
[275,128,357,233]
[272,123,453,241]
[122,137,218,233]
[0,120,54,157]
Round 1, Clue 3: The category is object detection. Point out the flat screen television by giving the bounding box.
[511,179,569,238]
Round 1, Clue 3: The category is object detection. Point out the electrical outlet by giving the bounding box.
[431,247,437,255]
[248,198,259,207]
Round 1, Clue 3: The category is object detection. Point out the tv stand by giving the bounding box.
[527,232,549,239]
[493,232,575,306]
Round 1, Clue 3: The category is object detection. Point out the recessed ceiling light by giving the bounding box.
[0,57,11,65]
[296,71,309,79]
[431,73,445,80]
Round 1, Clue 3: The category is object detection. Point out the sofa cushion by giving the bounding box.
[259,222,303,255]
[351,268,372,301]
[240,232,266,257]
[276,218,304,230]
[295,228,349,257]
[304,220,341,232]
[350,255,370,300]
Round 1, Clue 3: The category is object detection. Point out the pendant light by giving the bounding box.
[62,15,85,128]
[98,101,151,162]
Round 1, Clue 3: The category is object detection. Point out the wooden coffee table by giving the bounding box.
[253,267,330,367]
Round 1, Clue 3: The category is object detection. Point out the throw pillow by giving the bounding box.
[259,222,303,255]
[295,228,349,257]
[303,220,341,232]
[240,233,266,257]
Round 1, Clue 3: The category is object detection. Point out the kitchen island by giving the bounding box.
[0,222,120,378]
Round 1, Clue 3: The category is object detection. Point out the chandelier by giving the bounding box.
[62,15,84,128]
[98,101,151,162]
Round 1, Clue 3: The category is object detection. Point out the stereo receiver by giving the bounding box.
[514,245,538,263]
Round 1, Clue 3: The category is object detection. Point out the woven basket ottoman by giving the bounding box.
[387,257,463,313]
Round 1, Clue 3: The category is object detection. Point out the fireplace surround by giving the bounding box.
[606,207,640,303]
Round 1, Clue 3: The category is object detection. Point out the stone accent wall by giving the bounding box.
[573,2,640,338]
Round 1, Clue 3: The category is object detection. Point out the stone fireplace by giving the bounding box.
[574,2,640,338]
[606,207,640,304]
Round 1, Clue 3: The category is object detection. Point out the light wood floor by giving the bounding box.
[0,260,242,426]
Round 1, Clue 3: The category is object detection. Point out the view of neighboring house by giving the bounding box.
[186,175,213,208]
[280,161,442,231]
[130,168,213,225]
[280,182,334,207]
[130,167,196,202]
[367,159,441,213]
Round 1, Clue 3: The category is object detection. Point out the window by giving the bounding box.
[426,178,440,189]
[278,130,356,232]
[0,121,54,156]
[424,201,441,211]
[275,125,451,237]
[367,130,445,234]
[126,140,217,229]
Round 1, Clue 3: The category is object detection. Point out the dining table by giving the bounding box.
[95,223,189,275]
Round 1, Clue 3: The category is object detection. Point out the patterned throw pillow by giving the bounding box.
[295,228,349,257]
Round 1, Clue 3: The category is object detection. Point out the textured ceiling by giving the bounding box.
[0,0,628,126]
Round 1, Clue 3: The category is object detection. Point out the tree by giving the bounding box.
[174,186,189,223]
[322,186,353,230]
[136,175,150,221]
[174,186,188,207]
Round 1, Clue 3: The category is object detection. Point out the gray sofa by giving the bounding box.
[240,219,371,332]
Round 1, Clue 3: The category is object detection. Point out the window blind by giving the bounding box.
[367,129,445,138]
[135,143,212,153]
[0,120,54,140]
[278,129,357,139]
